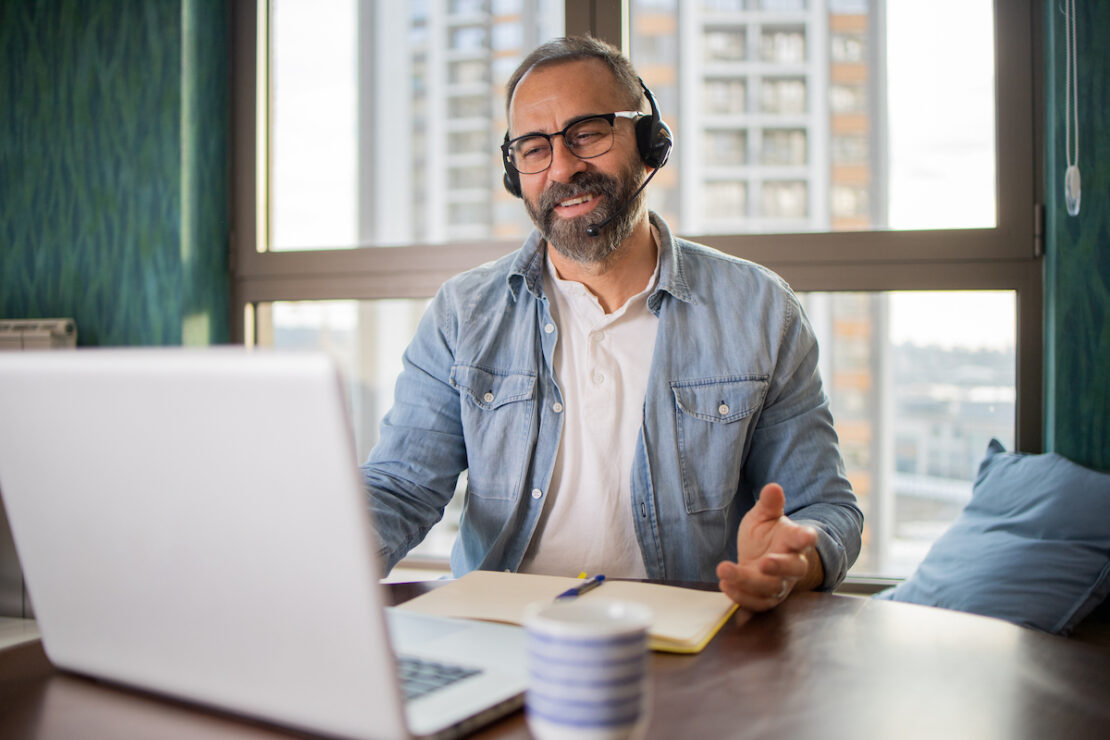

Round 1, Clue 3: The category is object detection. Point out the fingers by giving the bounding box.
[716,558,799,612]
[758,551,810,581]
[778,523,819,554]
[717,574,791,611]
[725,483,820,611]
[752,483,786,522]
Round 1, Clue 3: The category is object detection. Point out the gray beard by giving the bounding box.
[524,167,646,266]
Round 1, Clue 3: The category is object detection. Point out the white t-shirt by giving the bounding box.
[519,235,661,578]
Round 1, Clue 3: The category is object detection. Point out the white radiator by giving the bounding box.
[0,319,77,351]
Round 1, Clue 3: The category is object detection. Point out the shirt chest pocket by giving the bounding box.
[671,376,768,513]
[451,364,536,501]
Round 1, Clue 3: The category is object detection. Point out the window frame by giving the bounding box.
[230,0,1043,452]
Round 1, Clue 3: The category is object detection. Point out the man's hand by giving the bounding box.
[715,483,822,611]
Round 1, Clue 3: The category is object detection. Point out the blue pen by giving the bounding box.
[555,574,606,600]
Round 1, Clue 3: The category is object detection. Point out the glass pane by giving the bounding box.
[269,0,566,252]
[255,299,461,559]
[270,1,359,251]
[631,0,997,234]
[799,291,1016,577]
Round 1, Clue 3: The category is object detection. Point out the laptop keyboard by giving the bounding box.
[397,655,482,701]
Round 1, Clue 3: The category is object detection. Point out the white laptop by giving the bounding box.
[0,348,528,740]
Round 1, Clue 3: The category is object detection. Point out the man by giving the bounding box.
[362,36,863,612]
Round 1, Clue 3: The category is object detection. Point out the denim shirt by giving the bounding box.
[362,214,863,589]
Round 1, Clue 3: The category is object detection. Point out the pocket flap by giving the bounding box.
[451,364,536,410]
[671,377,768,423]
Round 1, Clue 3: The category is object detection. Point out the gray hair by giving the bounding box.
[504,36,643,121]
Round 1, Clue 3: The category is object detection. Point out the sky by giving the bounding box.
[886,0,996,231]
[885,0,1013,351]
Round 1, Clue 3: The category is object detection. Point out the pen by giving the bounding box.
[555,574,606,600]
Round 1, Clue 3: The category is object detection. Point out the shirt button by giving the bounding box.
[544,323,555,334]
[531,488,543,500]
[593,372,605,385]
[552,402,563,413]
[591,331,605,342]
[483,392,495,403]
[718,403,730,416]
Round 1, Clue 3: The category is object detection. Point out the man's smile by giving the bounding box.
[553,192,601,217]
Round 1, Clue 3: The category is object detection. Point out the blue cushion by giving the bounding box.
[874,439,1110,635]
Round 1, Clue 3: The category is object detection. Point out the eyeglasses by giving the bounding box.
[501,111,644,175]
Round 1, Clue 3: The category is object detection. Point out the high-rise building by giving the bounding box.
[355,0,564,246]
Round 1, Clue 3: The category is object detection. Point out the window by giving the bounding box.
[255,299,428,462]
[269,0,358,252]
[831,184,869,218]
[799,290,1017,577]
[760,27,806,64]
[760,128,807,165]
[264,0,562,253]
[705,180,748,220]
[450,26,488,52]
[491,23,524,51]
[704,28,747,62]
[447,129,488,155]
[762,180,807,218]
[256,298,466,559]
[235,0,1041,580]
[450,59,489,84]
[830,32,866,63]
[761,77,807,115]
[704,129,748,166]
[449,95,489,119]
[829,83,866,113]
[704,78,747,115]
[449,166,489,189]
[831,134,868,164]
[633,0,1003,236]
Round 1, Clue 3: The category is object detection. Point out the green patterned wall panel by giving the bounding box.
[0,0,229,346]
[1044,0,1110,471]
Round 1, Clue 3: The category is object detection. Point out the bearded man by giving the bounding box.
[362,36,863,611]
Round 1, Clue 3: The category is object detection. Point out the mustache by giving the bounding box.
[538,172,622,222]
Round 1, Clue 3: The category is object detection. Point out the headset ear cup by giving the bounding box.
[635,116,655,164]
[635,79,673,170]
[501,131,523,198]
[503,169,522,198]
[645,120,673,170]
[635,115,672,170]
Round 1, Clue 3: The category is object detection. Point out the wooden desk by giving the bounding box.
[1,584,1108,739]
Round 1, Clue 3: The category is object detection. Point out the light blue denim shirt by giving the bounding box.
[362,214,863,589]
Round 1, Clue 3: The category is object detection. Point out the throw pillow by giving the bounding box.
[874,439,1110,635]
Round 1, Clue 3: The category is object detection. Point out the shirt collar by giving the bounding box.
[648,213,694,313]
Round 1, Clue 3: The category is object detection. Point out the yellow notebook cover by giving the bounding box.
[396,570,739,654]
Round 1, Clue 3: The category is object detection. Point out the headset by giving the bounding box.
[501,77,673,199]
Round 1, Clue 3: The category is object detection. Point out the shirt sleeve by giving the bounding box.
[360,290,467,574]
[741,291,864,590]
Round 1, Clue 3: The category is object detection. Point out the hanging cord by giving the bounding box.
[1064,0,1081,216]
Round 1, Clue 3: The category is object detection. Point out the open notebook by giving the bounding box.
[0,348,528,740]
[398,570,740,654]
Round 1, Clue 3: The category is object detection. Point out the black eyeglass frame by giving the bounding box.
[500,111,644,175]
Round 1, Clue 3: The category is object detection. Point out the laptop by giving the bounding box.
[0,348,528,740]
